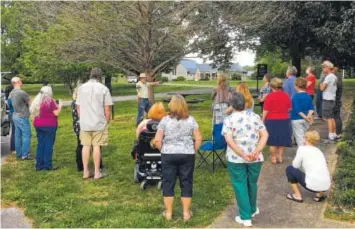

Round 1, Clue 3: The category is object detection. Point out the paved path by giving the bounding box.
[1,128,32,228]
[61,88,213,106]
[210,96,354,228]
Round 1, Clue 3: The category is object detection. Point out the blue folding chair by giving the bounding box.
[197,123,227,172]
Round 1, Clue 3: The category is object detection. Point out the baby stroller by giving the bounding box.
[133,120,162,191]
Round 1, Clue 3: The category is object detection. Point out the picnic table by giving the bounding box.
[164,92,205,103]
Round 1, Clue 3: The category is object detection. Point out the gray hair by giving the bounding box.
[30,86,54,118]
[90,67,103,80]
[286,66,298,76]
[230,92,245,111]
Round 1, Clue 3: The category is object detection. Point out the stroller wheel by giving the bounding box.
[140,180,148,191]
[157,181,163,190]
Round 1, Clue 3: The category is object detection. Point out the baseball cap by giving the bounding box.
[321,60,334,69]
[139,73,147,78]
[11,77,21,83]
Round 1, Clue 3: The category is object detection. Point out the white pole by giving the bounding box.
[342,69,345,79]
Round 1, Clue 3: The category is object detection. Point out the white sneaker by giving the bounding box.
[252,207,259,217]
[235,216,252,227]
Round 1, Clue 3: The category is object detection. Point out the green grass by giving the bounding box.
[2,83,200,101]
[168,80,259,88]
[0,92,262,228]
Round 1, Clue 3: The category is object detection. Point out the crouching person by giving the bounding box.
[286,131,331,203]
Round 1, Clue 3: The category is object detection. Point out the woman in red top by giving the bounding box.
[262,78,292,164]
[305,66,316,100]
[30,86,62,171]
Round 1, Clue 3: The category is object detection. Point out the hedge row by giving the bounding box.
[330,99,355,209]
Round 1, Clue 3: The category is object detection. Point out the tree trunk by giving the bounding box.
[290,42,301,77]
[146,71,155,104]
[291,55,301,77]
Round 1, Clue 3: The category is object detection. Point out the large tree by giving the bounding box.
[220,1,355,75]
[53,1,236,101]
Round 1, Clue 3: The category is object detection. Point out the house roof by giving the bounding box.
[179,59,244,73]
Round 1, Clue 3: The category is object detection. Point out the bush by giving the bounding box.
[176,76,185,81]
[329,99,355,210]
[231,73,242,80]
[160,77,169,83]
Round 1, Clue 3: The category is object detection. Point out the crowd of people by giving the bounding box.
[4,60,341,225]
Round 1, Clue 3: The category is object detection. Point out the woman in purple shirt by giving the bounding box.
[30,86,62,171]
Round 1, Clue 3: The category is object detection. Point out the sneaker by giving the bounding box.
[252,207,260,217]
[322,139,336,144]
[22,156,34,160]
[335,135,342,141]
[235,216,252,227]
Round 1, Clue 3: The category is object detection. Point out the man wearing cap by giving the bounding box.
[9,76,33,160]
[136,73,159,126]
[320,61,338,142]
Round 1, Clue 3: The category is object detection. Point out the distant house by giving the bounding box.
[162,59,246,81]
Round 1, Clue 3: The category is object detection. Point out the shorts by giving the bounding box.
[322,100,335,119]
[80,125,108,146]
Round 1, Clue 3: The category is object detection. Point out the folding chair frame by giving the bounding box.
[197,146,226,172]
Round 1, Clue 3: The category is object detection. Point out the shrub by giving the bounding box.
[231,73,242,80]
[329,98,355,211]
[160,77,169,83]
[176,76,185,81]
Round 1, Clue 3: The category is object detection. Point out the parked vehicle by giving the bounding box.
[1,90,10,136]
[128,75,138,83]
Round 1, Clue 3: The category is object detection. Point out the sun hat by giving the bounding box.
[139,73,147,78]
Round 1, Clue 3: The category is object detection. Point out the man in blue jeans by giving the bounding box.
[9,76,32,160]
[135,73,159,126]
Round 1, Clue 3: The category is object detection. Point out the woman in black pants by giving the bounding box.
[154,95,202,221]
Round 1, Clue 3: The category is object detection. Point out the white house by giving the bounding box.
[162,59,246,81]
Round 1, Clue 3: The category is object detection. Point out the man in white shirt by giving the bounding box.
[319,60,337,142]
[136,73,159,126]
[76,68,113,179]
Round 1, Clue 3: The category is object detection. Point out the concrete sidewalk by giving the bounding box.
[210,96,354,228]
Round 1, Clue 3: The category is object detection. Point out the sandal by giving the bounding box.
[271,157,277,164]
[183,211,193,222]
[162,210,172,221]
[286,194,303,203]
[313,195,327,202]
[277,157,283,164]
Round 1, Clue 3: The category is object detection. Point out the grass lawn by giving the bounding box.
[2,83,200,101]
[168,80,259,88]
[0,92,262,228]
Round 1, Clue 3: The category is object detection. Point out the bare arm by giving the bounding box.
[306,81,312,88]
[154,129,164,151]
[193,128,202,151]
[104,105,111,122]
[76,105,80,117]
[262,110,269,122]
[53,101,62,116]
[320,83,327,91]
[224,106,234,115]
[136,119,147,138]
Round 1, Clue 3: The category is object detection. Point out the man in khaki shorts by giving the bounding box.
[76,68,113,179]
